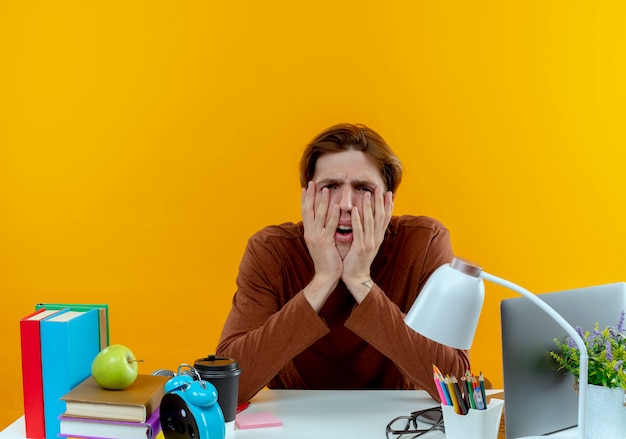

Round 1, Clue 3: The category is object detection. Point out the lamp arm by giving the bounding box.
[481,271,588,439]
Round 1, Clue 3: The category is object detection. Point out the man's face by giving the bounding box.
[312,149,387,259]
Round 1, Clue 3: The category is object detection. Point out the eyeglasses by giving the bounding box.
[386,407,445,439]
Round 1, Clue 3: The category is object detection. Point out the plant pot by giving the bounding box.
[585,384,626,439]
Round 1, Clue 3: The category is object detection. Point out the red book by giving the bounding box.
[19,308,66,439]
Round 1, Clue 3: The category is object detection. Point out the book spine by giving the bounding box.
[146,407,161,438]
[58,409,161,439]
[41,309,101,439]
[20,309,49,439]
[97,307,109,348]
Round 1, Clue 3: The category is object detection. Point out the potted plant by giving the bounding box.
[550,310,626,438]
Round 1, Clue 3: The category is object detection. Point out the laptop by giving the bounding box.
[500,281,626,439]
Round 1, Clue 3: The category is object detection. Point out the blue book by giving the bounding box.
[40,308,100,439]
[36,303,110,350]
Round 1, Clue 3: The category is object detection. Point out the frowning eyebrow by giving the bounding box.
[315,177,379,188]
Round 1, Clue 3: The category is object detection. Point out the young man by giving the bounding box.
[217,123,470,405]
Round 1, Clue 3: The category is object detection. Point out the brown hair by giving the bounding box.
[299,123,403,193]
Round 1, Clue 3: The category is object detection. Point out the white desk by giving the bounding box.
[0,389,444,439]
[0,389,578,439]
[233,389,444,438]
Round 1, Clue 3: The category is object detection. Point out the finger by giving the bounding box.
[361,191,374,239]
[315,187,330,226]
[326,204,340,232]
[385,191,394,225]
[351,206,363,243]
[377,191,394,239]
[301,181,316,224]
[384,191,394,224]
[372,187,385,228]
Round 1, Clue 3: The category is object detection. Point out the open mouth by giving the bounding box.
[337,225,352,235]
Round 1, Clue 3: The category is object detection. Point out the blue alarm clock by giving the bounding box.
[160,364,225,439]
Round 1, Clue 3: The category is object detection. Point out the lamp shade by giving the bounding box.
[404,257,485,350]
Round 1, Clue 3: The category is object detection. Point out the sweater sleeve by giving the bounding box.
[216,231,329,405]
[344,286,470,401]
[344,218,471,401]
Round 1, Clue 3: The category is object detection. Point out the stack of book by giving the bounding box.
[19,303,109,439]
[58,374,169,439]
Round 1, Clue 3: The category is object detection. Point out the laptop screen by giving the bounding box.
[500,282,626,439]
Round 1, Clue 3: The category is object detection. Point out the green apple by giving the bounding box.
[91,344,140,390]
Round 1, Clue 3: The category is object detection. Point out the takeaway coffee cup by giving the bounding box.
[194,355,241,432]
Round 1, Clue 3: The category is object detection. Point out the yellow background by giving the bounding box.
[2,0,625,430]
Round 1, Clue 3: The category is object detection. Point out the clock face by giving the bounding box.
[160,393,203,439]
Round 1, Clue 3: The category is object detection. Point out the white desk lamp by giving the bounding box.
[404,257,587,439]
